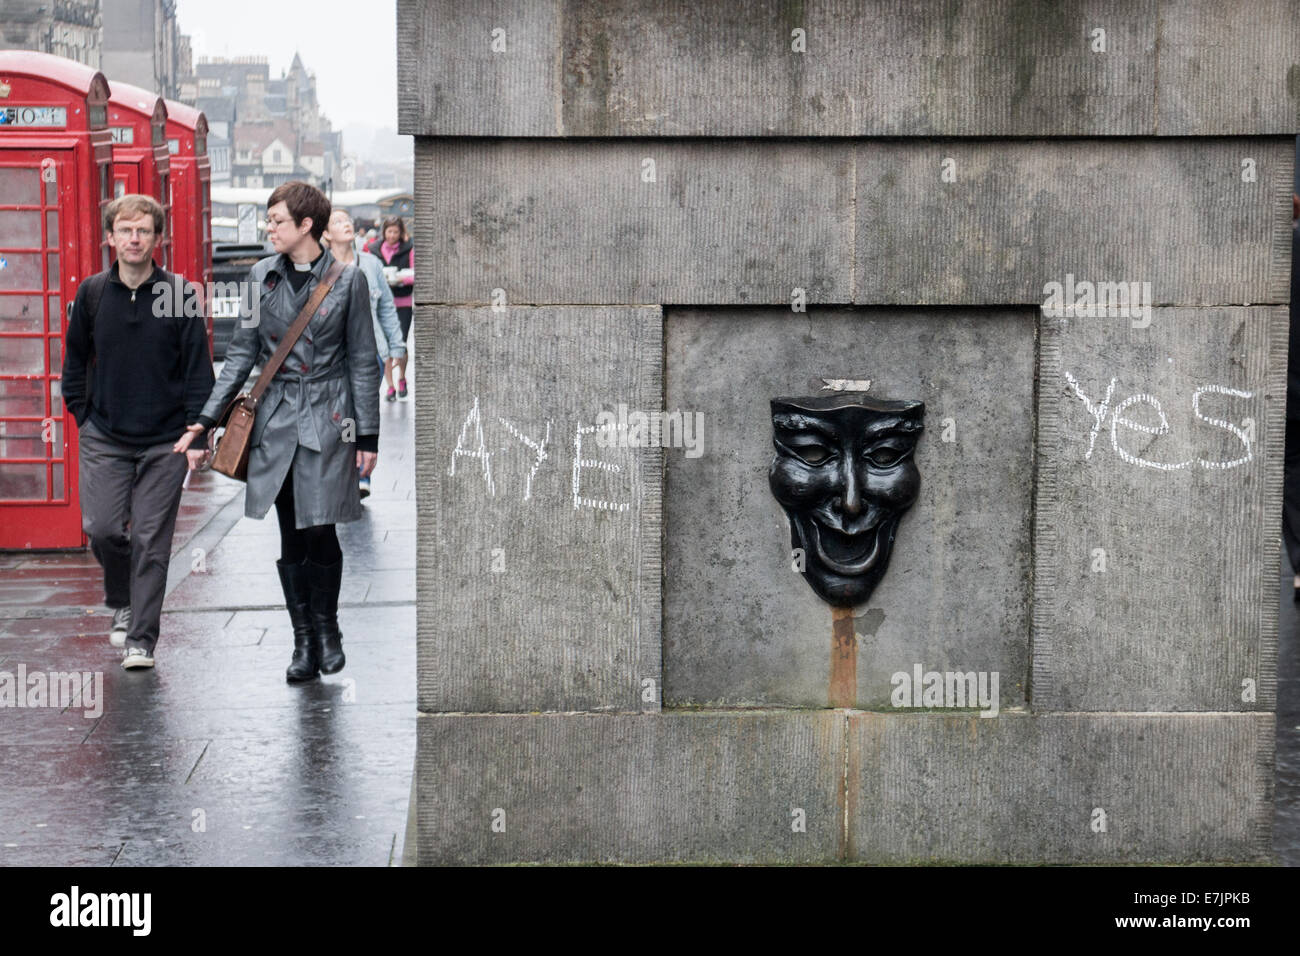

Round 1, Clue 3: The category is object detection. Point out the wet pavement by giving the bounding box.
[0,368,416,866]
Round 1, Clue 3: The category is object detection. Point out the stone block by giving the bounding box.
[1032,307,1286,711]
[1156,0,1300,135]
[560,0,1158,137]
[412,139,854,305]
[414,306,662,713]
[415,711,844,864]
[854,139,1293,306]
[397,0,560,136]
[662,308,1035,710]
[849,712,1274,863]
[399,0,1300,138]
[400,0,1178,136]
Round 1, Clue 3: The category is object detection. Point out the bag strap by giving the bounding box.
[247,258,346,407]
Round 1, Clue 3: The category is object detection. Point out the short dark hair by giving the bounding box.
[268,181,331,241]
[381,216,408,241]
[104,194,164,234]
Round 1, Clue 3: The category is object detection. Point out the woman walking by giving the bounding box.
[177,181,381,682]
[373,216,414,401]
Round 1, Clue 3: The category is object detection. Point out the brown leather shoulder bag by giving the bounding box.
[209,259,346,481]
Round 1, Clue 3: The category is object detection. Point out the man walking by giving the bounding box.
[61,194,214,669]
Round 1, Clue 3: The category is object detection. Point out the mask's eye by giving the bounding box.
[864,442,908,468]
[791,443,833,466]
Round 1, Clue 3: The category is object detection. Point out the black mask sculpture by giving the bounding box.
[769,393,924,607]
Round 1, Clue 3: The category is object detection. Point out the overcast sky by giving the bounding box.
[176,0,399,132]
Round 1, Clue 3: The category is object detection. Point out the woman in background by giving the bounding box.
[374,216,414,401]
[324,209,406,499]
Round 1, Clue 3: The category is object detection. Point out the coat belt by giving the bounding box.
[268,364,348,451]
[272,363,348,384]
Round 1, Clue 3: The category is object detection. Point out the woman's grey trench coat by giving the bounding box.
[200,249,381,529]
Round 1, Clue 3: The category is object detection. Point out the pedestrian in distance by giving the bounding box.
[61,194,215,670]
[373,216,414,402]
[177,181,382,683]
[323,208,407,501]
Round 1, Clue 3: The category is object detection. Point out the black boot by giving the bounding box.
[306,557,346,674]
[277,559,319,683]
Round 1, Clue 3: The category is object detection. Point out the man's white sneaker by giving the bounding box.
[110,606,132,648]
[122,647,154,669]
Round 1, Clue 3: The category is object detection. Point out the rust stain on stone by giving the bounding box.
[829,605,856,708]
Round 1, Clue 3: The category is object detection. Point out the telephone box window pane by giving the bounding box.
[0,377,43,416]
[45,211,58,245]
[47,295,60,332]
[49,380,63,417]
[0,253,43,291]
[0,210,42,247]
[0,295,44,333]
[44,177,56,205]
[46,253,58,286]
[48,336,61,371]
[0,336,44,374]
[0,424,53,458]
[0,167,40,204]
[51,462,64,496]
[0,463,46,499]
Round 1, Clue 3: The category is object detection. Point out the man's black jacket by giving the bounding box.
[62,261,214,446]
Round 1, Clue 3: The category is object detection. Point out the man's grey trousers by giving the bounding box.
[78,418,188,654]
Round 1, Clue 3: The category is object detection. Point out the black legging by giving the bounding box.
[274,465,342,565]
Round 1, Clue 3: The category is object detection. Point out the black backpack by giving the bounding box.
[75,270,110,331]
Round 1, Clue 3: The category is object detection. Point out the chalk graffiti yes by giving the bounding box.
[1064,372,1254,471]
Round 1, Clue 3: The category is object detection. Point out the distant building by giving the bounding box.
[193,52,340,190]
[206,131,231,187]
[300,140,324,181]
[0,0,102,66]
[100,0,190,98]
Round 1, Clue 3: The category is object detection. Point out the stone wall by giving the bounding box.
[402,0,1297,863]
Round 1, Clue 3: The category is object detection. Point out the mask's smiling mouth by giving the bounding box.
[804,519,884,576]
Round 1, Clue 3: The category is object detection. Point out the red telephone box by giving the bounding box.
[164,98,213,350]
[0,51,113,549]
[106,79,170,269]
